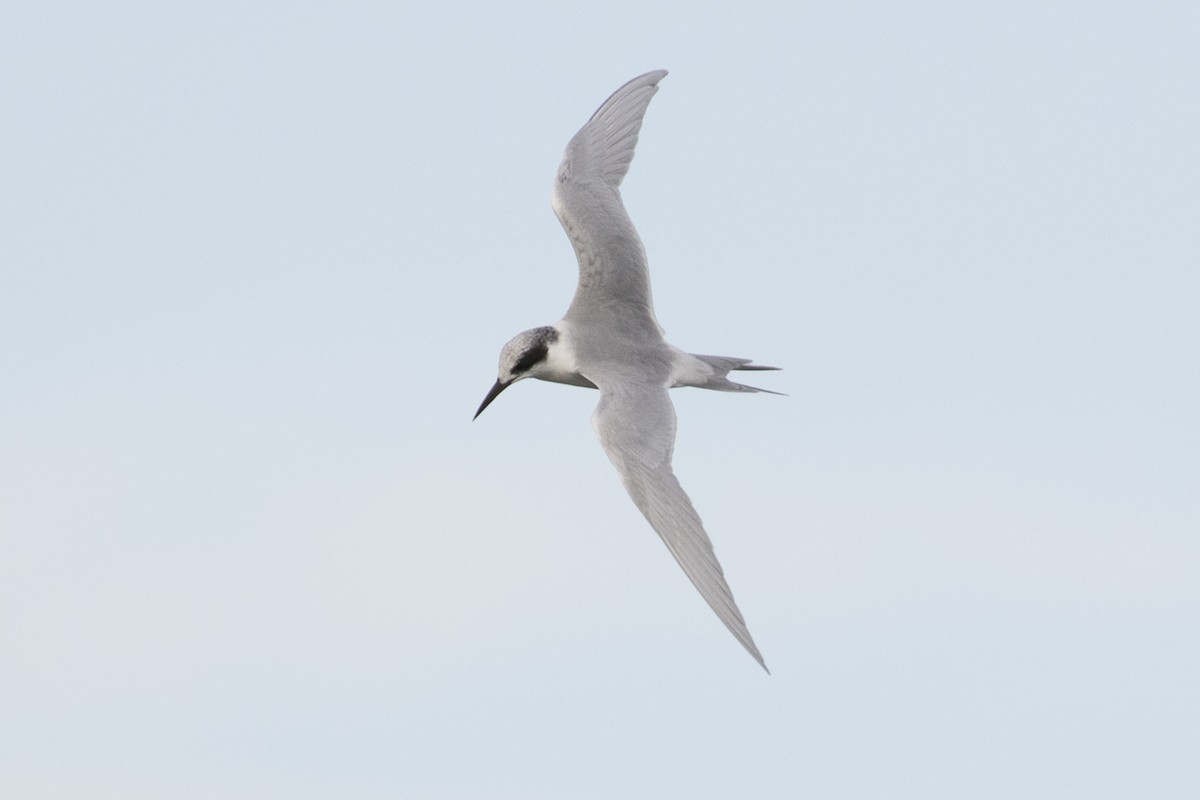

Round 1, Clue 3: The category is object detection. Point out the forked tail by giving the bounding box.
[691,354,784,394]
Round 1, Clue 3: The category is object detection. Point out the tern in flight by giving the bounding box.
[474,70,779,671]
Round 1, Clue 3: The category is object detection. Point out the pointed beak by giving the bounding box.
[473,379,510,420]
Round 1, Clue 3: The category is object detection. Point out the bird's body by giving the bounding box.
[475,71,778,671]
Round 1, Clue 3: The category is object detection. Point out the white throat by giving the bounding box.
[535,322,595,388]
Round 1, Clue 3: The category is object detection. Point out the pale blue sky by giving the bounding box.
[2,1,1198,798]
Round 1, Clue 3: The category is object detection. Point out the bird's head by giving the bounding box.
[473,326,559,419]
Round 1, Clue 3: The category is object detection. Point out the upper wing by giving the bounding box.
[552,71,667,336]
[591,380,768,671]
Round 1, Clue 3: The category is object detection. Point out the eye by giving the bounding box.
[512,343,548,374]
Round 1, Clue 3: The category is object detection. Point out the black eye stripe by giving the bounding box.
[509,326,559,375]
[513,342,549,373]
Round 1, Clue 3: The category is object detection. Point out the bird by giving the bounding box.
[474,70,779,671]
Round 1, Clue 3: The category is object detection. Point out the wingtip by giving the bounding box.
[739,642,768,671]
[633,68,668,83]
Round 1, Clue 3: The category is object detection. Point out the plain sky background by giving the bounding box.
[3,1,1198,798]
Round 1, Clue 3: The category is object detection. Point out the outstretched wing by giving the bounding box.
[590,380,767,671]
[552,70,667,337]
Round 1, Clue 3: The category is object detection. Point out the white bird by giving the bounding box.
[474,70,778,671]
